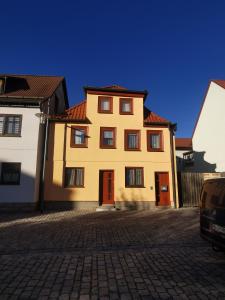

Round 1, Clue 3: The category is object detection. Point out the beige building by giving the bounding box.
[45,85,178,210]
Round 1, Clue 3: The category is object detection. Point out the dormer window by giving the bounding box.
[0,78,5,94]
[120,98,133,114]
[98,96,113,113]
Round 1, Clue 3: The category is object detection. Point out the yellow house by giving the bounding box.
[44,85,178,210]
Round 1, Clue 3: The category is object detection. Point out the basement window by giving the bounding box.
[0,163,21,185]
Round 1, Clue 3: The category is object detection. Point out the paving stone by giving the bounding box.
[0,209,224,299]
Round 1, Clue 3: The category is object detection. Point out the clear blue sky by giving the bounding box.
[1,0,225,137]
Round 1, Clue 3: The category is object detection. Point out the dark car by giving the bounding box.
[200,178,225,251]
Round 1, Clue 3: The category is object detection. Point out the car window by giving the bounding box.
[201,191,207,208]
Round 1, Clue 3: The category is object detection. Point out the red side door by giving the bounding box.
[100,170,114,205]
[155,172,170,206]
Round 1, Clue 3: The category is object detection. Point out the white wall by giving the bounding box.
[0,106,41,203]
[193,82,225,172]
[176,149,186,172]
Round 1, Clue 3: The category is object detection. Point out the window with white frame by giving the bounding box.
[0,115,22,136]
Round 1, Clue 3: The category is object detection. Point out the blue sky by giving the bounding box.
[1,0,225,137]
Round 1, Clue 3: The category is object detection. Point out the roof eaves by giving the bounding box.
[212,80,225,90]
[176,146,193,150]
[84,86,148,101]
[49,117,89,123]
[144,121,170,126]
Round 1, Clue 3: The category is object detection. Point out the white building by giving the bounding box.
[0,74,68,210]
[175,138,193,172]
[192,80,225,172]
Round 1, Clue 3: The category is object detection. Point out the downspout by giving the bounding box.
[169,123,178,208]
[39,98,50,213]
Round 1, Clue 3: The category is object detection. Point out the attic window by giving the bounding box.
[183,151,194,165]
[98,96,113,113]
[0,78,5,94]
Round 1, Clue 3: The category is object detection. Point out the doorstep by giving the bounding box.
[96,204,117,212]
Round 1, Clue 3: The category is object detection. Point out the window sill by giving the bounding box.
[0,135,22,138]
[100,146,116,149]
[148,149,164,152]
[70,145,88,148]
[125,185,145,188]
[98,111,113,114]
[125,149,141,151]
[120,112,133,115]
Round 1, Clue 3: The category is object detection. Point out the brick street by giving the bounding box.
[0,208,225,299]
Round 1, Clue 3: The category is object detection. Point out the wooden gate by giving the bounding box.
[178,172,223,207]
[178,173,204,207]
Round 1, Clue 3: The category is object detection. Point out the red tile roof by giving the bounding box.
[0,74,64,99]
[54,101,87,121]
[213,80,225,89]
[175,138,192,150]
[144,107,170,124]
[55,101,171,125]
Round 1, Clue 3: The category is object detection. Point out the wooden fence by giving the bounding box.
[178,172,223,207]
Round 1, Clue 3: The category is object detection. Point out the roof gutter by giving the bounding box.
[38,99,51,213]
[0,95,46,100]
[169,123,178,208]
[48,118,89,123]
[144,122,171,127]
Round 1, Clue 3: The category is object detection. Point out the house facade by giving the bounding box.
[44,85,178,210]
[192,80,225,172]
[0,74,68,210]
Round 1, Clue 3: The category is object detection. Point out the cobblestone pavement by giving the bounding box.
[0,208,225,299]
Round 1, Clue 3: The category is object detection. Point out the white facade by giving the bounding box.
[0,106,42,204]
[176,149,187,172]
[193,81,225,172]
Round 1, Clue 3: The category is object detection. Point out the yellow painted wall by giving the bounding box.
[45,93,177,207]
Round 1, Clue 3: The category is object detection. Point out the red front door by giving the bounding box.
[100,170,114,205]
[155,172,170,206]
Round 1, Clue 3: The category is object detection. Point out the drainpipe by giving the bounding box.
[38,99,50,213]
[170,123,178,208]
